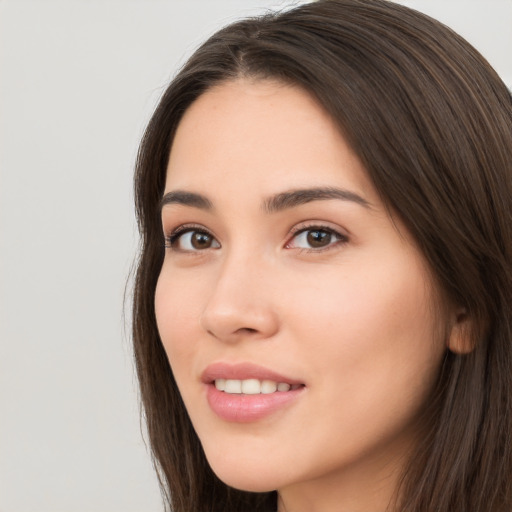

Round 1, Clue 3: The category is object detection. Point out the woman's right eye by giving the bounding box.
[166,228,221,252]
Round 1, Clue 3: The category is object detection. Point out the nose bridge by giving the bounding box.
[200,245,278,342]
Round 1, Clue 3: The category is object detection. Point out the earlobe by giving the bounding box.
[447,309,475,354]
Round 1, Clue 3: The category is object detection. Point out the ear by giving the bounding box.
[446,308,474,354]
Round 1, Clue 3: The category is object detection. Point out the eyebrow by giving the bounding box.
[160,186,371,213]
[160,190,213,211]
[263,187,372,213]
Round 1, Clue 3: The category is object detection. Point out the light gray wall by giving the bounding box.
[1,1,510,511]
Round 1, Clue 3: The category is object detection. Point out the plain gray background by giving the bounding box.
[1,1,511,511]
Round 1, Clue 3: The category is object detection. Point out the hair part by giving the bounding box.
[133,1,512,510]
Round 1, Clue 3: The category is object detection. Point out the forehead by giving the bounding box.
[165,79,377,205]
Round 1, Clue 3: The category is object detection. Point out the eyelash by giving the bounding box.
[164,223,349,253]
[286,224,349,253]
[164,224,217,252]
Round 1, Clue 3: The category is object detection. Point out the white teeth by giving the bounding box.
[261,380,278,394]
[214,378,226,391]
[214,379,297,394]
[241,379,260,394]
[224,379,242,393]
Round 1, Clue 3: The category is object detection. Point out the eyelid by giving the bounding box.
[285,222,349,251]
[163,221,348,253]
[164,223,220,251]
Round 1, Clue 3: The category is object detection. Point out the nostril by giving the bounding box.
[207,327,258,338]
[238,327,258,334]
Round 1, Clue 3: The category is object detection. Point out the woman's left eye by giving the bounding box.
[287,227,347,250]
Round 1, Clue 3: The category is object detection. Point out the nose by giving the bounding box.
[200,254,279,343]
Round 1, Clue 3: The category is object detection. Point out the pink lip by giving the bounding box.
[202,362,305,423]
[201,362,303,385]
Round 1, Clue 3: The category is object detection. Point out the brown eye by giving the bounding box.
[306,230,332,248]
[190,232,214,249]
[170,229,220,251]
[289,226,347,251]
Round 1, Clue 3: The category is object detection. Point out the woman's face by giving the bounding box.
[155,79,455,508]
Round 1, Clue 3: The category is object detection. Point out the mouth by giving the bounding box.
[214,378,303,394]
[202,362,306,422]
[202,361,305,390]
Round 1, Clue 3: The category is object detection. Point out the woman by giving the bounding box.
[132,1,512,511]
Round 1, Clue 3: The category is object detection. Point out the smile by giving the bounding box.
[215,378,302,394]
[202,363,305,422]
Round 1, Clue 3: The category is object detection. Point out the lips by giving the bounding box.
[202,362,305,422]
[201,361,304,385]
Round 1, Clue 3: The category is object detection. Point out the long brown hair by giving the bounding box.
[132,1,512,510]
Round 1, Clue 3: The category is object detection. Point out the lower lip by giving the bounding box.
[206,384,304,423]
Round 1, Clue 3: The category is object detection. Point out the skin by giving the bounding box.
[155,79,465,512]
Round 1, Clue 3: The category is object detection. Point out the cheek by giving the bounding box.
[275,260,445,473]
[286,252,444,402]
[154,269,201,368]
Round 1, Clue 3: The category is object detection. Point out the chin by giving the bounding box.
[205,453,283,493]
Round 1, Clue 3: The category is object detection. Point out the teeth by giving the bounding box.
[215,379,297,394]
[224,379,242,393]
[261,380,277,394]
[241,378,260,394]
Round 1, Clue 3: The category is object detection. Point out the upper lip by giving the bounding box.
[201,362,304,385]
